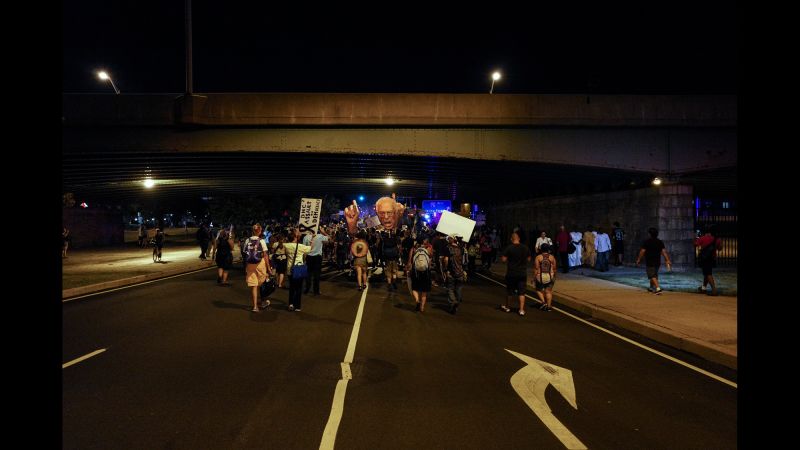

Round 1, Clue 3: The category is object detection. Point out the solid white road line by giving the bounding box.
[62,348,107,369]
[319,283,369,450]
[476,273,737,388]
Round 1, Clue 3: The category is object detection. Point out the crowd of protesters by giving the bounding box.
[122,205,719,316]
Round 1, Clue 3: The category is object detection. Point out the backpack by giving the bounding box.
[568,241,577,254]
[244,238,264,264]
[539,255,553,284]
[413,247,430,272]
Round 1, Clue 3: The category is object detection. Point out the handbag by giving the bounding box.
[291,242,308,279]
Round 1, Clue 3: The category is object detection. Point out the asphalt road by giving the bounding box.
[63,267,736,450]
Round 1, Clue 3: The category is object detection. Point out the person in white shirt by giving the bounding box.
[568,226,583,270]
[302,228,329,295]
[283,229,312,311]
[534,231,553,255]
[595,228,612,272]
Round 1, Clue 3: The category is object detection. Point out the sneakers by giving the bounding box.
[545,306,553,312]
[539,303,547,310]
[519,310,526,316]
[654,288,663,295]
[415,303,421,312]
[294,308,301,312]
[259,299,271,309]
[288,304,295,311]
[251,307,260,313]
[500,305,511,313]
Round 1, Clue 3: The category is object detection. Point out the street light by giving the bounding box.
[97,71,120,94]
[490,71,502,94]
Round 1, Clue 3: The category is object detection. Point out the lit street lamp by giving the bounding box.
[97,71,120,94]
[490,71,502,94]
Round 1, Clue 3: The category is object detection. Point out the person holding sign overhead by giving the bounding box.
[345,194,406,235]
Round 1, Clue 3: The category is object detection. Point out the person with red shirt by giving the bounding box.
[555,225,571,274]
[695,227,723,296]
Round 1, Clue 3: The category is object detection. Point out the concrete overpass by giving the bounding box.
[63,93,736,175]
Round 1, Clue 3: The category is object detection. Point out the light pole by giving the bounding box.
[489,71,502,94]
[97,71,120,94]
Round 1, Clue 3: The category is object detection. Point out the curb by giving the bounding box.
[481,270,737,371]
[62,261,217,300]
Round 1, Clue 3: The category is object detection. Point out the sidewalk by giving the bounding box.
[484,262,737,370]
[62,245,737,371]
[62,242,218,298]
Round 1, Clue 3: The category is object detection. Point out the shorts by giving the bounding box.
[646,265,660,279]
[535,280,555,290]
[246,261,268,287]
[505,275,527,295]
[411,270,431,292]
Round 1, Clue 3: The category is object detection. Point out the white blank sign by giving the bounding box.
[435,211,476,239]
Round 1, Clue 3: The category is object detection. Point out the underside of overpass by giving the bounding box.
[62,93,736,209]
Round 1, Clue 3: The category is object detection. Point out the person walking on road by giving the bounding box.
[284,229,311,311]
[153,227,164,262]
[244,223,273,312]
[444,236,467,315]
[695,226,723,296]
[534,243,557,311]
[635,227,672,295]
[302,228,329,296]
[215,228,235,286]
[197,223,211,260]
[406,237,432,312]
[500,232,531,316]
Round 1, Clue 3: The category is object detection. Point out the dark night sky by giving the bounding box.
[62,1,738,95]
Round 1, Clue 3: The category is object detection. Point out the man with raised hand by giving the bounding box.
[344,193,406,235]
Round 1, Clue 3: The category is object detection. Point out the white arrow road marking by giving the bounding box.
[62,348,107,369]
[319,283,369,450]
[477,273,736,388]
[506,349,587,450]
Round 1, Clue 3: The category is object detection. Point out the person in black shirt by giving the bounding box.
[612,221,625,266]
[635,227,672,295]
[500,232,532,316]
